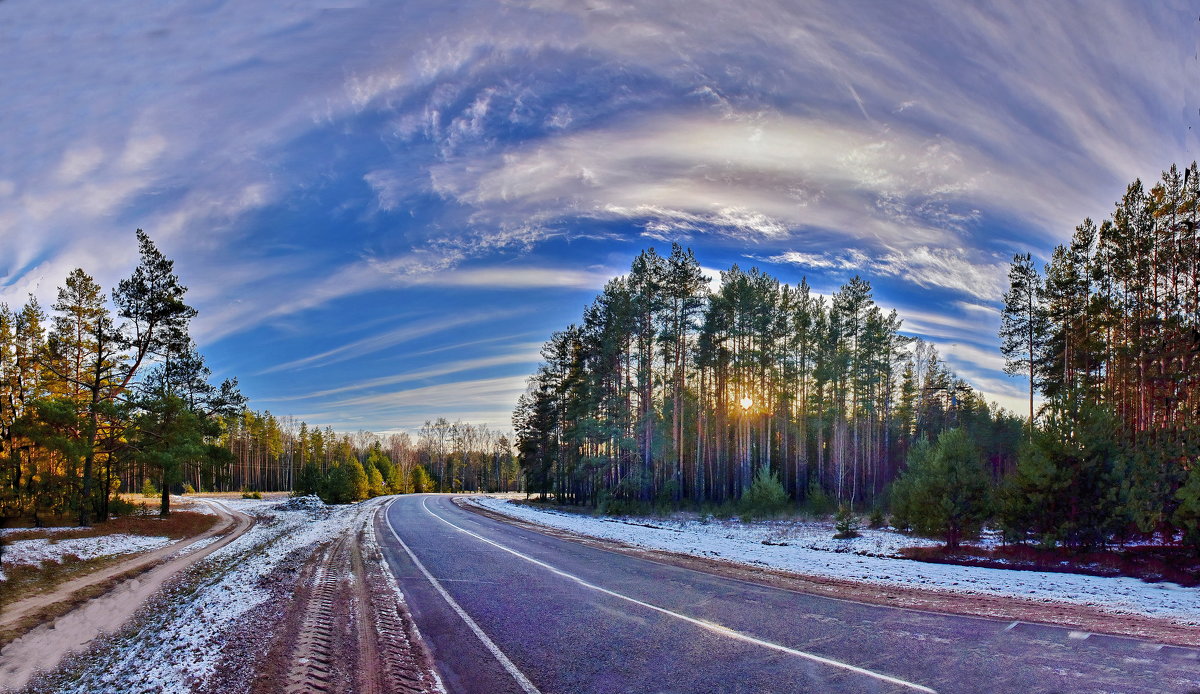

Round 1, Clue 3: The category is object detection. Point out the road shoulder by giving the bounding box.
[459,497,1200,648]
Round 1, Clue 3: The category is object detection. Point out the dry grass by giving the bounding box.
[0,553,127,610]
[186,491,290,500]
[900,543,1200,587]
[3,510,218,543]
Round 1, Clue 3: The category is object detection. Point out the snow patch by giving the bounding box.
[468,497,1200,625]
[2,534,173,568]
[47,497,387,693]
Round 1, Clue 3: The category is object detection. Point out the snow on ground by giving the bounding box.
[2,534,174,568]
[171,534,223,557]
[468,496,1200,625]
[0,527,83,537]
[44,495,387,694]
[174,497,218,515]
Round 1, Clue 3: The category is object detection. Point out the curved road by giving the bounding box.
[377,495,1199,694]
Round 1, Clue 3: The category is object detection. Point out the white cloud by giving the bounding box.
[428,114,1006,249]
[768,245,1006,300]
[698,266,724,295]
[330,374,528,408]
[258,309,523,375]
[415,266,613,290]
[55,146,105,183]
[260,348,543,402]
[3,0,1193,430]
[119,135,168,172]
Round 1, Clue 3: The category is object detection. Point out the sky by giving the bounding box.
[2,1,1197,435]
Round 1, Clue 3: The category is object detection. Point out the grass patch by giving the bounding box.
[512,495,842,523]
[511,499,598,516]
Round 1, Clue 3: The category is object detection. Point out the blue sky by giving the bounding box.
[2,1,1197,433]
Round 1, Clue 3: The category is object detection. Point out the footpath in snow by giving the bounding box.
[467,496,1200,625]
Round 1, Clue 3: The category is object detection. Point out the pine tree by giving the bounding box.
[1000,253,1047,431]
[889,428,991,549]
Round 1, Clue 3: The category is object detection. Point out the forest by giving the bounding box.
[997,162,1200,550]
[512,244,1022,510]
[514,163,1200,552]
[0,231,245,525]
[0,231,520,527]
[216,413,521,504]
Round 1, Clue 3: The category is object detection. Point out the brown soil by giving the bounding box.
[900,543,1200,587]
[2,510,219,544]
[0,499,254,691]
[186,491,291,500]
[198,543,313,694]
[245,503,439,694]
[460,499,1200,648]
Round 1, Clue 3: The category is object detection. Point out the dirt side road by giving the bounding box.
[0,500,254,691]
[6,495,440,694]
[1,499,240,633]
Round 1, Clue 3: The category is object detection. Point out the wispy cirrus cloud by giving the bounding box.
[257,309,528,375]
[425,115,997,248]
[765,246,1009,300]
[3,0,1193,430]
[287,374,532,432]
[259,346,543,401]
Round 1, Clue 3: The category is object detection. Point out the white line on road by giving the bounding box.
[384,498,543,694]
[421,497,937,694]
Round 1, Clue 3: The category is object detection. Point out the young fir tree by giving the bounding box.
[1175,467,1200,551]
[889,428,990,550]
[410,465,433,494]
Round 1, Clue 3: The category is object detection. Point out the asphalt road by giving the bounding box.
[377,495,1200,694]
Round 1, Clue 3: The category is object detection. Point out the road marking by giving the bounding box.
[422,497,938,694]
[384,499,542,694]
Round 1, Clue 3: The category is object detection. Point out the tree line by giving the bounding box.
[0,229,524,525]
[1,231,244,524]
[998,162,1200,550]
[513,243,1022,513]
[219,413,521,504]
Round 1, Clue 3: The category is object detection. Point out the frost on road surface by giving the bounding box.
[16,495,432,694]
[467,496,1200,626]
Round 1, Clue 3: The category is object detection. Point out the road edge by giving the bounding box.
[457,496,1200,648]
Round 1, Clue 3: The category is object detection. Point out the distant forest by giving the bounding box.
[219,413,521,504]
[0,231,521,527]
[515,163,1200,551]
